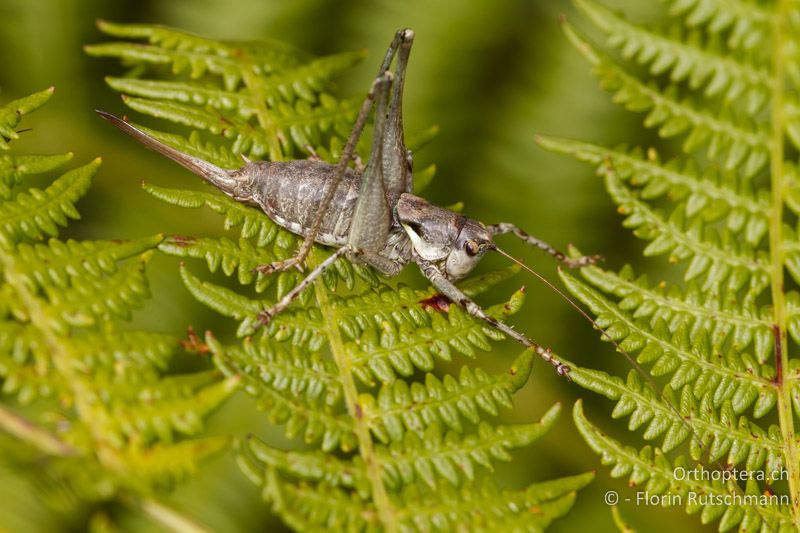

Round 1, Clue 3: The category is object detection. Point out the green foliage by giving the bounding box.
[541,0,800,530]
[91,22,593,530]
[0,89,236,527]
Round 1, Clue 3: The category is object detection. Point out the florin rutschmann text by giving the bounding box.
[603,468,791,508]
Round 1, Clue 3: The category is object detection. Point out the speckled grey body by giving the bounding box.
[240,159,413,273]
[245,160,362,245]
[93,110,418,275]
[94,107,490,280]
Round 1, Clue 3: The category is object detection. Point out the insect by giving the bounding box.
[96,29,600,378]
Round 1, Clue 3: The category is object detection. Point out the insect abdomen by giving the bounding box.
[248,160,361,246]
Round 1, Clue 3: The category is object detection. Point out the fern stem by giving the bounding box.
[314,278,397,531]
[610,505,634,533]
[0,404,76,457]
[124,494,211,533]
[769,0,800,525]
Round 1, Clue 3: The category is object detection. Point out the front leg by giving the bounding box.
[417,260,571,378]
[487,222,601,268]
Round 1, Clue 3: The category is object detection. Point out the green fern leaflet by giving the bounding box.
[541,0,800,530]
[89,22,593,531]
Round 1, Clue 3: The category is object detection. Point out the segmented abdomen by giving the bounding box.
[248,160,361,246]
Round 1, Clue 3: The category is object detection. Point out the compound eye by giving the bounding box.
[464,239,480,256]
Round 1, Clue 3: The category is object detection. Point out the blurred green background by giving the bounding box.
[0,0,704,531]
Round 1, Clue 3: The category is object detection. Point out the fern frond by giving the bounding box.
[392,473,594,532]
[105,373,240,444]
[562,269,774,388]
[569,365,781,469]
[162,234,280,291]
[86,21,366,161]
[14,235,163,291]
[86,20,305,78]
[111,435,232,489]
[68,328,177,373]
[242,403,560,493]
[574,263,773,360]
[344,287,517,384]
[577,0,770,113]
[93,23,592,530]
[363,349,533,443]
[562,18,770,178]
[0,153,73,200]
[208,332,356,452]
[605,170,769,291]
[663,0,771,51]
[0,158,98,246]
[144,183,277,242]
[574,401,792,532]
[44,250,153,327]
[256,465,593,532]
[535,137,770,245]
[542,1,800,529]
[0,90,236,528]
[238,426,594,531]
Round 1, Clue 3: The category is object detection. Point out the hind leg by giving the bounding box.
[254,29,415,276]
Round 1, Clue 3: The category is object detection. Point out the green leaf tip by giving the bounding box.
[0,87,56,150]
[509,349,535,391]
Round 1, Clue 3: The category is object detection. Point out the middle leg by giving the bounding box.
[257,245,353,326]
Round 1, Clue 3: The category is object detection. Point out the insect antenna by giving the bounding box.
[492,246,652,379]
[492,245,711,455]
[495,245,772,514]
